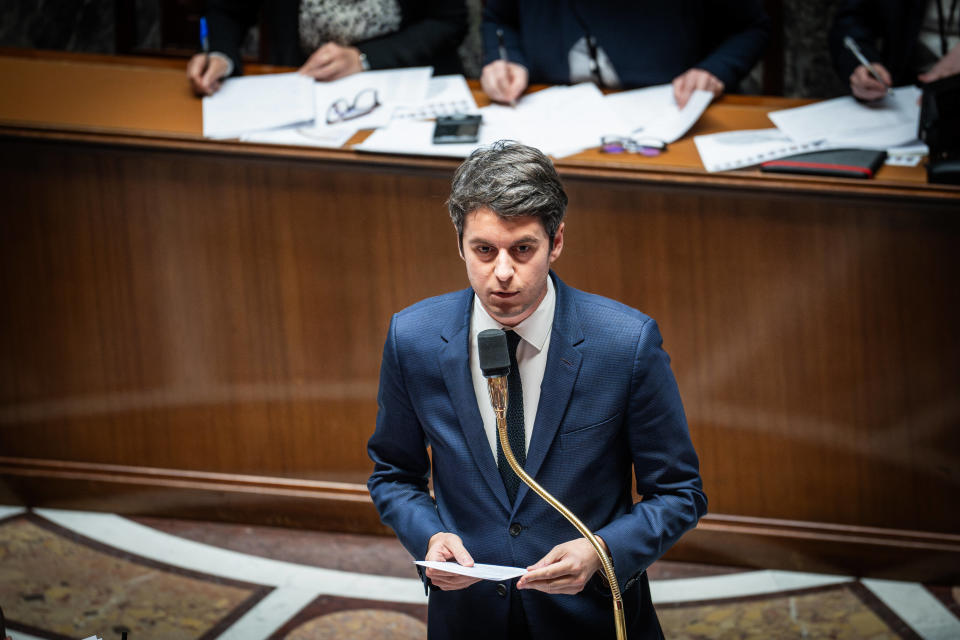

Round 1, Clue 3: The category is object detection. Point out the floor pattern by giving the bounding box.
[0,506,957,639]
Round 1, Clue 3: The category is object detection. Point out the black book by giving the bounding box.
[761,148,887,179]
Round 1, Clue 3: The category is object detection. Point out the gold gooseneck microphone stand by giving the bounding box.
[482,331,628,640]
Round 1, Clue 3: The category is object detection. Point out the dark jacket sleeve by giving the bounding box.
[358,0,468,74]
[696,0,770,89]
[205,0,263,76]
[480,0,526,69]
[828,0,882,85]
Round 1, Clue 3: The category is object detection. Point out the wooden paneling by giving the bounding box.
[1,53,959,582]
[0,140,462,475]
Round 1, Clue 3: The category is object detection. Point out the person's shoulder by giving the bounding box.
[391,287,472,333]
[562,282,654,330]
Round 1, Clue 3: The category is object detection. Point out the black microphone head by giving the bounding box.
[478,329,510,378]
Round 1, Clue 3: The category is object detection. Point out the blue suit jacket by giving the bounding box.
[368,273,706,639]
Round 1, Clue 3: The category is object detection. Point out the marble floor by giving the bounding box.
[1,505,957,639]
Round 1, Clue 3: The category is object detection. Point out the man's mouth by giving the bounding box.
[492,291,518,299]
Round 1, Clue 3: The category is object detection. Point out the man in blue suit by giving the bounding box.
[367,141,706,639]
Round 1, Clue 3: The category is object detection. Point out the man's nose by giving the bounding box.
[494,250,514,280]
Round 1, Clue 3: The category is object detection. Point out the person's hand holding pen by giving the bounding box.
[844,36,893,101]
[849,62,893,100]
[186,17,229,96]
[481,28,529,105]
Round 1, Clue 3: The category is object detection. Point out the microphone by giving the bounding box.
[478,329,510,417]
[476,328,628,639]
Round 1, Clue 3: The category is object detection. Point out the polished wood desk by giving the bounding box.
[1,52,958,581]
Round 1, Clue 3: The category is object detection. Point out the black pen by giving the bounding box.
[496,28,517,107]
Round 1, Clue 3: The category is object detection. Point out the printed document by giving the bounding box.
[767,86,922,149]
[202,72,315,139]
[694,129,834,173]
[415,561,528,581]
[604,85,713,143]
[313,66,433,135]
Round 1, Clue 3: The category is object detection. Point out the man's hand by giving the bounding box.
[517,537,606,595]
[919,43,960,84]
[849,62,892,100]
[424,532,481,591]
[672,68,724,109]
[481,60,529,105]
[187,53,229,96]
[299,42,365,81]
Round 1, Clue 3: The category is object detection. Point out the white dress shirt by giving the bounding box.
[469,277,556,460]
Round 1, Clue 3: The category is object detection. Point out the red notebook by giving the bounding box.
[761,149,887,179]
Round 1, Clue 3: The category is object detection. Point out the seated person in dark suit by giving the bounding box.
[829,0,960,101]
[480,0,769,108]
[188,0,467,96]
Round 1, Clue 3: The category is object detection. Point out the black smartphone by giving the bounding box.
[433,114,482,144]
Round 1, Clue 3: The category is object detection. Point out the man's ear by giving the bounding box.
[549,222,565,263]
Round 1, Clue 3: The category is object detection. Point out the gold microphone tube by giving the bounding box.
[486,376,627,640]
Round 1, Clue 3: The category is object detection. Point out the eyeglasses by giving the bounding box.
[326,88,381,125]
[600,135,668,157]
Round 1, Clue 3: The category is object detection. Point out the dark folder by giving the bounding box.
[761,148,887,179]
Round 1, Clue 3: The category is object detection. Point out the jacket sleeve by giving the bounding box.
[828,0,882,87]
[595,318,707,594]
[367,315,446,562]
[696,0,770,89]
[480,0,527,69]
[206,0,263,76]
[358,0,468,70]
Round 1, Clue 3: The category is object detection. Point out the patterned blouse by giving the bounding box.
[298,0,403,51]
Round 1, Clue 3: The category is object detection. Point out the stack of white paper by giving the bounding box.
[604,85,713,144]
[694,129,834,173]
[358,83,632,159]
[202,72,315,139]
[694,86,924,172]
[767,86,922,149]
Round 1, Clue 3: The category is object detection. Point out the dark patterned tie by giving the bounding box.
[497,330,527,503]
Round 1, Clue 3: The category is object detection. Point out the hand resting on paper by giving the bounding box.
[672,68,724,109]
[516,536,607,595]
[424,532,482,591]
[299,42,365,81]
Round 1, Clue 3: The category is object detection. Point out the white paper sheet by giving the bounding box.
[240,124,357,149]
[392,74,479,121]
[355,118,503,158]
[479,83,630,157]
[358,83,629,159]
[767,86,922,149]
[202,72,315,139]
[313,66,433,136]
[694,128,834,173]
[415,561,528,581]
[604,85,713,143]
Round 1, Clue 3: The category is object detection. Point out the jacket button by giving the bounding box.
[496,583,507,597]
[509,523,522,537]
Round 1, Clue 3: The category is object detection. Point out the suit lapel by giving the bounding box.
[438,290,512,513]
[516,274,583,508]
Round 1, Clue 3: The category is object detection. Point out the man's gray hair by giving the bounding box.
[447,141,568,246]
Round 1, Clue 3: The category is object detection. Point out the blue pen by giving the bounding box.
[199,16,210,58]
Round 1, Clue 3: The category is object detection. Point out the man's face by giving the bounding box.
[460,207,564,327]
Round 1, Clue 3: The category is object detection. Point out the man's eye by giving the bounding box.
[476,246,492,254]
[514,245,531,254]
